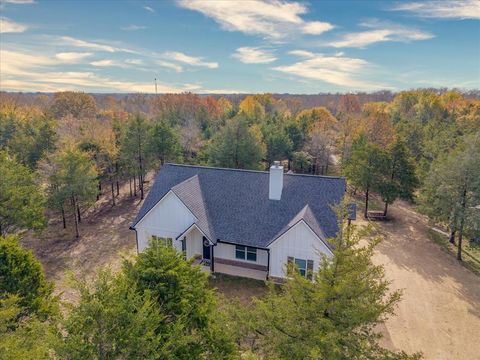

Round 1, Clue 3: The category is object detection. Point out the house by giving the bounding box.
[130,162,346,281]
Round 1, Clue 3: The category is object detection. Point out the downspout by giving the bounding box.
[129,226,139,254]
[267,248,270,280]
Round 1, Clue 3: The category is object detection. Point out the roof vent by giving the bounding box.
[269,161,284,200]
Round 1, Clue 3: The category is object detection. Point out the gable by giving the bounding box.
[268,220,333,257]
[268,220,333,278]
[134,190,197,251]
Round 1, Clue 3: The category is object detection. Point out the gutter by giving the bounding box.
[216,239,268,250]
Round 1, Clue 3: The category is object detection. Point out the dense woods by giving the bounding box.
[1,89,478,249]
[0,89,479,358]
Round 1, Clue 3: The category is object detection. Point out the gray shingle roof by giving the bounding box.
[132,164,346,248]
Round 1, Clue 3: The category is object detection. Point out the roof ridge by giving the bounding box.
[164,163,269,174]
[164,163,345,180]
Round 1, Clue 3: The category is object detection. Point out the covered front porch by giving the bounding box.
[178,224,268,281]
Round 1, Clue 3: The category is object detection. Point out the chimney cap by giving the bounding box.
[273,160,281,167]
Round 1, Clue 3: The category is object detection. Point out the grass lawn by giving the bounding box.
[210,273,268,304]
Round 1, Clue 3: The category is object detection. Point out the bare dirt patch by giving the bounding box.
[372,200,480,360]
[20,178,148,302]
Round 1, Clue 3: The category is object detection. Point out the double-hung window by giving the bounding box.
[151,235,172,247]
[287,257,314,279]
[235,245,257,262]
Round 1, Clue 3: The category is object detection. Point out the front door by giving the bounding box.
[202,236,210,260]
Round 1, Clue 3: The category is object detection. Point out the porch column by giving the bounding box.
[210,245,215,272]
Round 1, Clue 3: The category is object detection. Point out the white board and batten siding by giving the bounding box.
[135,191,196,252]
[185,226,203,259]
[268,220,333,278]
[215,242,268,267]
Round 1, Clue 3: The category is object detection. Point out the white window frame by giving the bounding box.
[235,245,257,262]
[151,235,173,247]
[288,256,314,279]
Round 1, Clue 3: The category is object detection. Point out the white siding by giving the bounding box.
[135,191,196,252]
[185,226,203,259]
[268,221,332,278]
[215,242,268,266]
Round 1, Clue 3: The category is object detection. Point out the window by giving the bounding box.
[181,237,186,257]
[151,235,172,247]
[287,257,314,279]
[235,245,257,262]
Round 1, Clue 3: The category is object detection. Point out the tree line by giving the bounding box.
[1,89,478,255]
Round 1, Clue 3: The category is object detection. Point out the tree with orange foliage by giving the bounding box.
[50,92,96,120]
[239,95,265,122]
[361,102,396,148]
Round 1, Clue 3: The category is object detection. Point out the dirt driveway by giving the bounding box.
[373,200,480,360]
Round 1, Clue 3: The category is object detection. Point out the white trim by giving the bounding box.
[133,190,198,229]
[267,220,334,257]
[176,223,213,244]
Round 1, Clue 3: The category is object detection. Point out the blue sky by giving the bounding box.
[1,0,479,93]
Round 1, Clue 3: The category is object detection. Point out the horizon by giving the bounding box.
[1,0,479,94]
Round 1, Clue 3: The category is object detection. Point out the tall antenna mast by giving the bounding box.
[154,78,158,95]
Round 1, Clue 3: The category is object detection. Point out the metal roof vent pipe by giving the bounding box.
[269,161,284,200]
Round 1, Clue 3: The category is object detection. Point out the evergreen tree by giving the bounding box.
[379,139,419,216]
[120,115,151,199]
[0,235,56,317]
[0,151,45,236]
[123,240,238,359]
[264,126,293,165]
[0,295,60,360]
[149,118,181,165]
[420,133,480,260]
[59,270,166,360]
[208,115,266,170]
[46,146,98,238]
[343,136,390,217]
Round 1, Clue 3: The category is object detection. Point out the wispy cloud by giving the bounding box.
[392,0,480,20]
[177,0,333,40]
[327,21,434,48]
[157,60,183,73]
[143,5,155,13]
[0,0,35,5]
[55,52,93,62]
[288,50,315,58]
[1,0,35,4]
[232,47,276,64]
[162,51,218,69]
[57,36,138,54]
[273,52,386,89]
[125,59,144,65]
[0,17,28,33]
[0,48,195,93]
[90,59,146,69]
[121,24,147,31]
